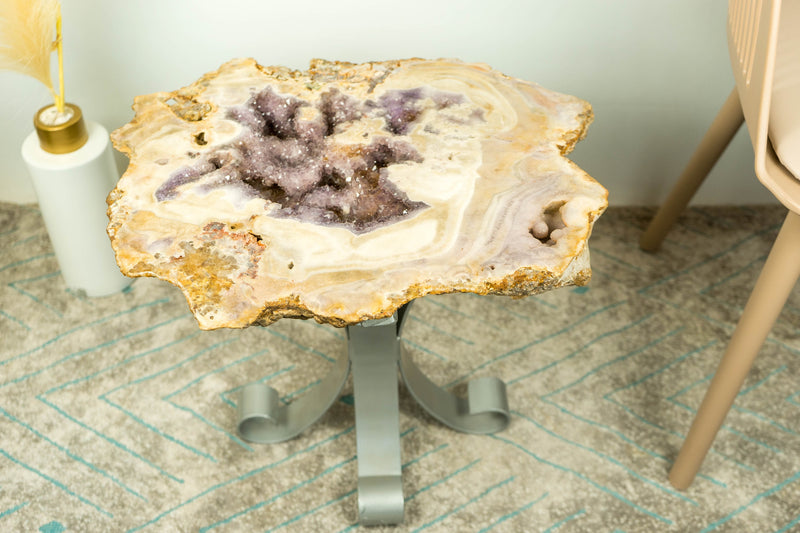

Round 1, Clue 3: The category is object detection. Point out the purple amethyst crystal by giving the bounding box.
[375,88,424,135]
[159,85,466,233]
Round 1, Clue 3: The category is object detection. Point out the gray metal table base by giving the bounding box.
[237,304,510,526]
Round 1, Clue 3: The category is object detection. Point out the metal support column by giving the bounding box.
[237,302,510,526]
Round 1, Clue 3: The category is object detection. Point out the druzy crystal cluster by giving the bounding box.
[154,86,469,233]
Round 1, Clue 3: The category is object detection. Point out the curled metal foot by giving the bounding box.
[358,476,404,525]
[237,354,350,444]
[399,351,510,434]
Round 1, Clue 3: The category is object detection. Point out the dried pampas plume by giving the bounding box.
[0,0,64,112]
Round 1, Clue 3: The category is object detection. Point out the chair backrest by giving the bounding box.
[728,0,800,212]
[727,0,782,162]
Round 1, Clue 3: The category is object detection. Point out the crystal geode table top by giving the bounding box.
[108,58,608,330]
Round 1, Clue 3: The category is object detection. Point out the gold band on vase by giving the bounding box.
[33,103,89,154]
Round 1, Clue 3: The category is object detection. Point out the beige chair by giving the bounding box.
[640,0,800,490]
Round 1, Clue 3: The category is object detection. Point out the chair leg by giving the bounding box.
[640,88,744,252]
[669,211,800,490]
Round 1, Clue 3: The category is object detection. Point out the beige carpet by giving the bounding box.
[1,203,799,532]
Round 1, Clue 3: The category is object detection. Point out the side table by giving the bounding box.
[106,57,607,528]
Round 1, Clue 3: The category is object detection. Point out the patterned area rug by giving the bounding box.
[1,203,799,532]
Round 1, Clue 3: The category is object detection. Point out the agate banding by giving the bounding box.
[108,58,608,330]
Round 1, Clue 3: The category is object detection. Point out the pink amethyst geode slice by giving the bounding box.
[107,58,608,330]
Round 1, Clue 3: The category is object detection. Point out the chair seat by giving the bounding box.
[770,0,800,180]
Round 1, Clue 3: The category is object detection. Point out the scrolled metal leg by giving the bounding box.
[237,354,350,444]
[236,301,509,527]
[399,351,510,434]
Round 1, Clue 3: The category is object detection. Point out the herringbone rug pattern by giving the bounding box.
[1,203,799,532]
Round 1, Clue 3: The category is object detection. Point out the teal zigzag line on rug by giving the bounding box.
[477,491,548,533]
[128,425,355,532]
[0,502,29,520]
[700,469,800,532]
[35,330,201,485]
[412,476,516,532]
[0,448,112,518]
[0,298,171,367]
[0,309,31,331]
[507,317,715,488]
[638,223,782,294]
[0,252,55,273]
[100,337,240,463]
[267,487,358,532]
[506,313,654,386]
[488,434,672,525]
[448,299,629,387]
[8,271,64,318]
[668,376,776,460]
[162,347,278,452]
[0,405,147,502]
[543,509,587,533]
[199,455,357,532]
[602,339,727,488]
[406,458,481,502]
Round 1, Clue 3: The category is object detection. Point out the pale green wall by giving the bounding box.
[0,0,776,205]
